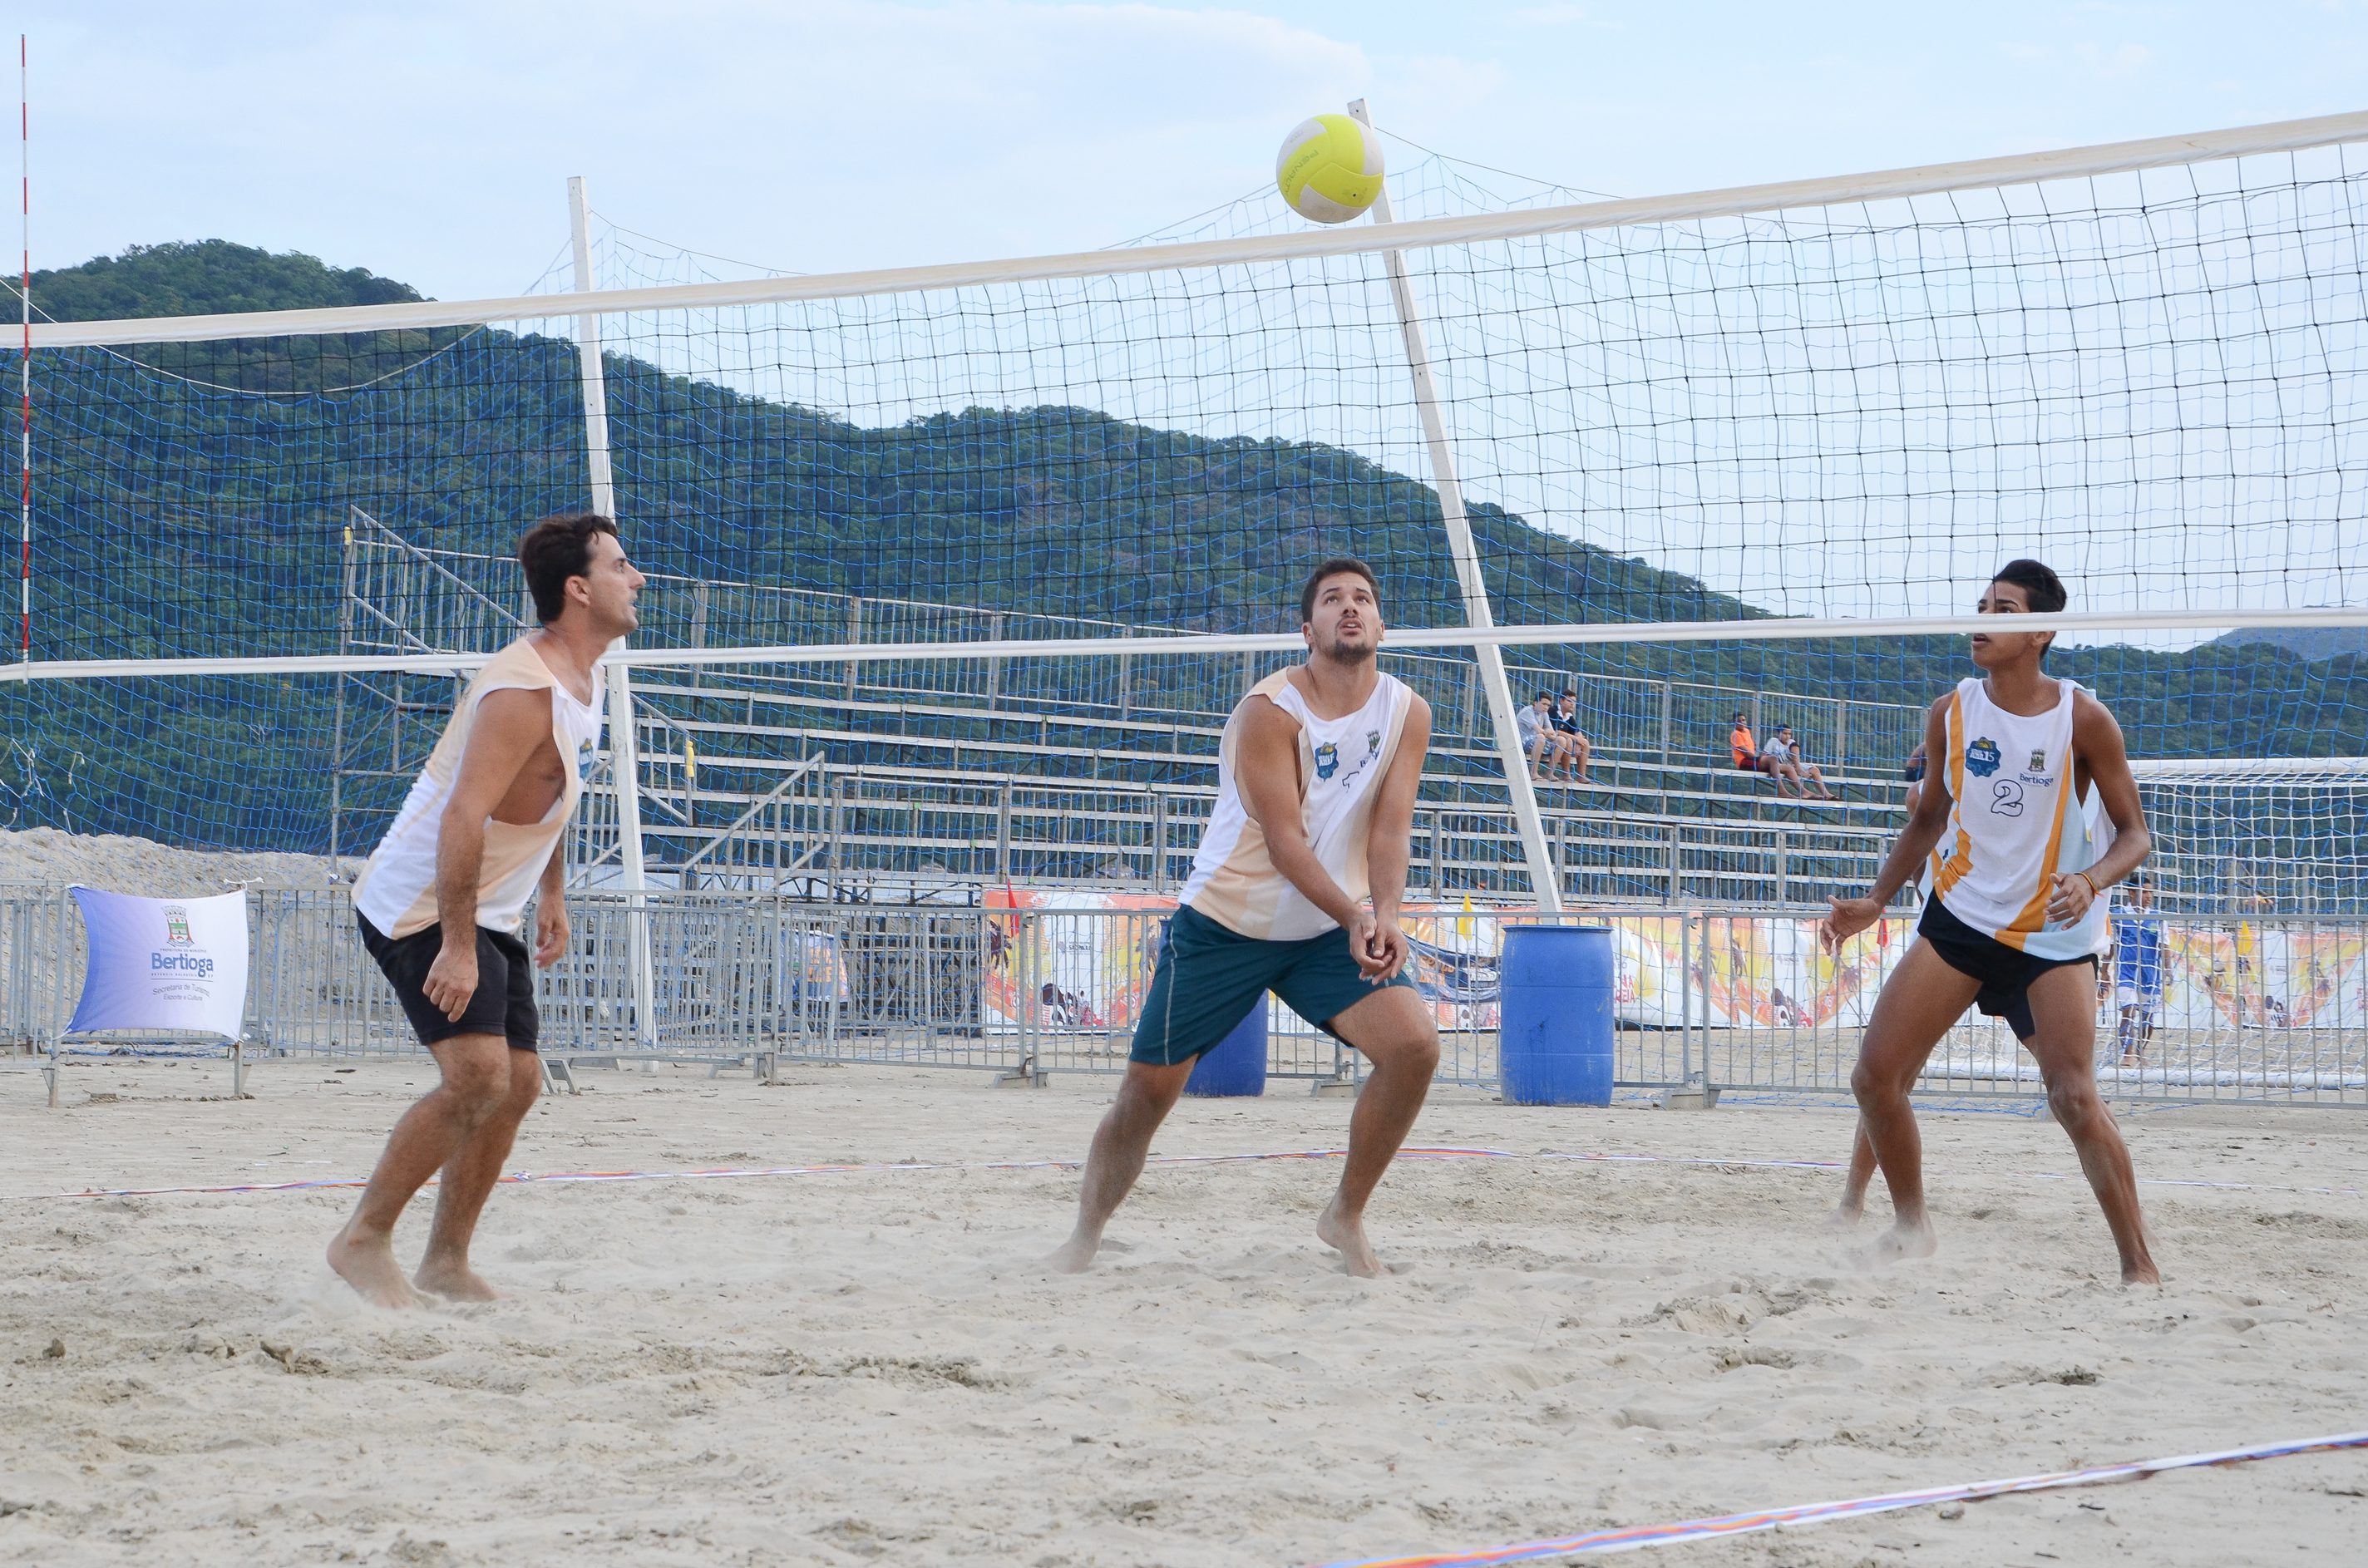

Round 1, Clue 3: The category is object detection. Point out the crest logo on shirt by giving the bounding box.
[1965,737,2002,777]
[1313,741,1339,780]
[2028,748,2047,772]
[578,739,597,781]
[1366,728,1381,761]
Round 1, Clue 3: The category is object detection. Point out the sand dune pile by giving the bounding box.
[2,1062,2364,1566]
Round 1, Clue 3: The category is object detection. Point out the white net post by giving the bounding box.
[1350,100,1563,913]
[569,175,659,1050]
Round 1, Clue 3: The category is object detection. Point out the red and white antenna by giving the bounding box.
[16,33,27,658]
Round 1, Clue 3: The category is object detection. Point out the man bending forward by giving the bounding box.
[1048,558,1440,1279]
[330,513,643,1307]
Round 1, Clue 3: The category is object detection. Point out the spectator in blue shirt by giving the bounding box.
[2110,880,2166,1065]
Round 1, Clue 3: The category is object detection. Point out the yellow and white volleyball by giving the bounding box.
[1275,114,1384,224]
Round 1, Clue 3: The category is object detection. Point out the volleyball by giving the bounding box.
[1275,113,1385,224]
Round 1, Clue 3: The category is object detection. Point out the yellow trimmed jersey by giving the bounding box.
[1179,668,1414,940]
[1927,676,2112,960]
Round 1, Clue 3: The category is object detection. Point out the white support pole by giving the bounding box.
[1348,102,1563,914]
[568,176,659,1049]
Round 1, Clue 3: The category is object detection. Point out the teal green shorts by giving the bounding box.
[1130,904,1417,1068]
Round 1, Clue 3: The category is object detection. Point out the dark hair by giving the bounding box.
[1732,710,1747,722]
[1536,691,1554,703]
[520,512,620,623]
[1560,688,1576,698]
[1300,557,1380,624]
[1991,558,2067,614]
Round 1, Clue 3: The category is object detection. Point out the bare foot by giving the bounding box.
[1043,1232,1101,1274]
[1317,1197,1383,1279]
[2121,1260,2162,1286]
[328,1223,420,1309]
[413,1257,499,1302]
[1825,1202,1865,1232]
[1861,1218,1939,1267]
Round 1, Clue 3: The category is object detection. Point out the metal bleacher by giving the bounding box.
[332,510,1922,906]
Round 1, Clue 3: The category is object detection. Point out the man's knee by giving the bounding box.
[432,1036,513,1118]
[2045,1074,2103,1132]
[1116,1061,1190,1121]
[1851,1058,1902,1105]
[502,1053,543,1118]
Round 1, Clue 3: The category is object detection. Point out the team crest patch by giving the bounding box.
[2028,748,2047,772]
[163,905,193,947]
[1365,728,1382,759]
[1314,741,1339,780]
[1965,737,2002,777]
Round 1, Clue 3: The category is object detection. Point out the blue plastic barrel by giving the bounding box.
[1184,999,1267,1097]
[1499,925,1616,1106]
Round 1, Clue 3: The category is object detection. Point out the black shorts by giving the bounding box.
[1917,898,2095,1043]
[358,913,540,1051]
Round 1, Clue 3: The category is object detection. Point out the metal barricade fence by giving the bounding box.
[5,885,2364,1105]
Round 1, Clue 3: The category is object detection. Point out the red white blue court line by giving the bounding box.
[1300,1430,2368,1566]
[6,1145,2361,1202]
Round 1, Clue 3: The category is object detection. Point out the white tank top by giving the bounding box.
[353,638,605,939]
[1180,668,1414,940]
[1928,675,2111,960]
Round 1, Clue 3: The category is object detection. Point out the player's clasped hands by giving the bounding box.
[1349,909,1406,982]
[1819,894,1884,955]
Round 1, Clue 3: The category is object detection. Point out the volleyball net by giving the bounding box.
[2,109,2366,912]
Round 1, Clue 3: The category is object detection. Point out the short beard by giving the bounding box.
[1318,633,1376,666]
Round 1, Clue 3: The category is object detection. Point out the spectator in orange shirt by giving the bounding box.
[1729,712,1759,772]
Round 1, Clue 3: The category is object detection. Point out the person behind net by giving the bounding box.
[1552,688,1593,782]
[1729,710,1760,775]
[2109,880,2166,1065]
[1047,558,1440,1279]
[329,513,644,1308]
[1821,559,2160,1284]
[1516,689,1558,779]
[1762,724,1834,801]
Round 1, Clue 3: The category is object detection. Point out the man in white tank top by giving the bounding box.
[1048,559,1440,1279]
[328,514,644,1308]
[1822,560,2160,1284]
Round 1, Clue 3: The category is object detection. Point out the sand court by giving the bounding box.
[3,1061,2366,1566]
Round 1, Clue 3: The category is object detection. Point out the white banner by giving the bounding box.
[67,886,250,1042]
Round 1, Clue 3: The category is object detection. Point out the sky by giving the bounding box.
[22,1,2368,300]
[16,1,2368,641]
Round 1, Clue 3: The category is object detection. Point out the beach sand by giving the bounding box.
[2,1058,2364,1566]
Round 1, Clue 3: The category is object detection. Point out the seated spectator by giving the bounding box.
[1902,739,1927,818]
[1516,691,1556,777]
[1729,711,1759,772]
[1760,725,1835,800]
[1552,689,1592,782]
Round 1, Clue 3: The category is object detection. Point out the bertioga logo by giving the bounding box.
[163,905,193,946]
[1965,737,2002,777]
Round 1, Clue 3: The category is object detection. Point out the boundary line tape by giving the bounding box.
[1300,1429,2368,1566]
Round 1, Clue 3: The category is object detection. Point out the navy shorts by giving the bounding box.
[358,913,540,1051]
[1130,905,1416,1067]
[1917,898,2095,1043]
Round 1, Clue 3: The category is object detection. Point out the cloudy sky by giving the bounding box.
[24,2,2368,298]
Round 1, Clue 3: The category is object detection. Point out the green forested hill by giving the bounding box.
[1,242,2359,851]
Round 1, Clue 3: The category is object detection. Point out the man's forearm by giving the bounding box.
[1266,833,1364,929]
[434,812,487,940]
[1867,815,1946,905]
[2080,826,2151,892]
[1367,834,1411,923]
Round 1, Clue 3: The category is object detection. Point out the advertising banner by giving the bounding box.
[979,894,2368,1033]
[67,886,250,1041]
